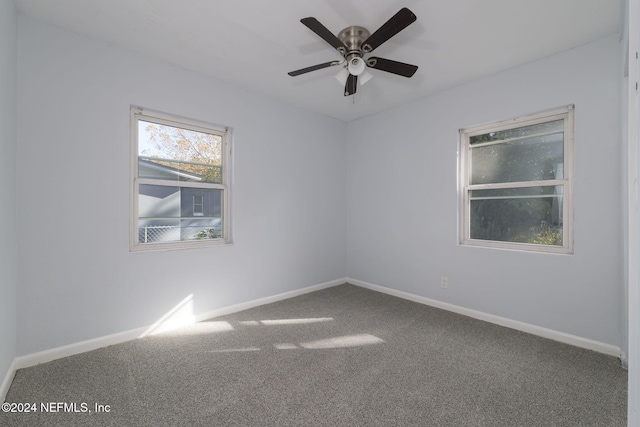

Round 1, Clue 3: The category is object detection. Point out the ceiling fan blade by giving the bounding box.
[344,74,358,96]
[367,57,418,78]
[361,8,417,53]
[288,61,342,76]
[300,17,348,55]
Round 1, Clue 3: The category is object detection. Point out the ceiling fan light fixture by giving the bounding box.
[359,69,373,86]
[335,67,349,85]
[348,57,366,76]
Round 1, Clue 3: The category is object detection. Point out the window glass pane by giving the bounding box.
[193,195,204,216]
[470,120,563,184]
[469,186,563,246]
[138,184,223,243]
[138,120,223,184]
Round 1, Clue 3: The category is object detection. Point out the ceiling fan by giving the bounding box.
[288,7,418,97]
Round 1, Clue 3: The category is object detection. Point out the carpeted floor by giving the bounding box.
[1,284,628,426]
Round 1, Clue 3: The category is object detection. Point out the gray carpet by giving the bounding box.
[1,284,628,426]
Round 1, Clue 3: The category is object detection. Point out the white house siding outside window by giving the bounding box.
[130,107,231,251]
[459,105,574,254]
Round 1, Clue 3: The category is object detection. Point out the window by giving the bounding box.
[131,107,231,251]
[459,105,573,253]
[193,195,204,216]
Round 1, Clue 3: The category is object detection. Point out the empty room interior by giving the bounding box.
[1,0,639,425]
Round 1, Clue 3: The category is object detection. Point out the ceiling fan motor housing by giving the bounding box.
[338,26,370,57]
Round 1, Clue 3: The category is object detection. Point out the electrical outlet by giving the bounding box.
[440,276,449,289]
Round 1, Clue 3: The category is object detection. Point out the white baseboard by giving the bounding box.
[347,278,622,359]
[191,278,344,324]
[15,327,148,370]
[1,359,16,403]
[15,278,346,370]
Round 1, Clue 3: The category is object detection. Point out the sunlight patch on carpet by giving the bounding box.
[239,317,334,326]
[300,334,385,349]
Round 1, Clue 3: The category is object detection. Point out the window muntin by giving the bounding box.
[131,107,231,251]
[460,106,573,253]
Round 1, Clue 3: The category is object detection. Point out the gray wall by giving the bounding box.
[16,16,347,355]
[0,0,18,390]
[346,35,624,348]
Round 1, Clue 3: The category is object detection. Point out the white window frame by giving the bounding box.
[459,105,574,254]
[130,106,232,251]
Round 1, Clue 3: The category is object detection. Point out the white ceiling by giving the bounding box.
[16,0,622,122]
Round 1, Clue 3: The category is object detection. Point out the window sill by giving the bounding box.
[130,238,233,252]
[460,239,573,255]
